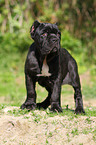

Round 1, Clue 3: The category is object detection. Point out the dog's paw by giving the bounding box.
[50,102,62,112]
[20,102,36,110]
[75,107,85,114]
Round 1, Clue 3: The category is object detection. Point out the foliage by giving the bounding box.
[0,0,96,64]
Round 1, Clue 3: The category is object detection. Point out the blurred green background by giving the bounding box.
[0,0,96,107]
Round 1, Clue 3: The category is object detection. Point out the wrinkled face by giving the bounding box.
[30,20,61,55]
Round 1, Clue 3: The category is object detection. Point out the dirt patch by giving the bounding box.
[0,107,96,145]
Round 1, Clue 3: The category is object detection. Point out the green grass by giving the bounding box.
[0,50,26,106]
[0,104,96,117]
[0,71,25,106]
[83,84,96,99]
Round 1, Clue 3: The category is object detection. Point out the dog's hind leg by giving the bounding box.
[68,59,85,114]
[73,86,85,114]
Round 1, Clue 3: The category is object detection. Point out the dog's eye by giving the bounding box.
[42,33,47,36]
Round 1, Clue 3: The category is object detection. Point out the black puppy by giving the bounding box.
[21,20,85,114]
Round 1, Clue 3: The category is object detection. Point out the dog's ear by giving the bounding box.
[30,20,40,39]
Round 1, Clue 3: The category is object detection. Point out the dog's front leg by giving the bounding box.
[21,74,36,110]
[50,76,62,112]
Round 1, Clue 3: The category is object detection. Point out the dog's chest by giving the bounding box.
[37,57,51,77]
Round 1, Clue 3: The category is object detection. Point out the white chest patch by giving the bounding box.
[37,57,51,77]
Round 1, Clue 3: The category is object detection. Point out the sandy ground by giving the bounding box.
[0,105,96,145]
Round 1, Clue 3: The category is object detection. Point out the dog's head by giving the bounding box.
[30,20,61,55]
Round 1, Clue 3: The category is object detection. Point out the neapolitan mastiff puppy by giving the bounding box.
[21,20,85,114]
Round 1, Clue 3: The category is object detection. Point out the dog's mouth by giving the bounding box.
[41,41,60,56]
[51,46,58,53]
[40,47,58,56]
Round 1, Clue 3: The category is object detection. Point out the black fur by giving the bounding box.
[21,20,85,114]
